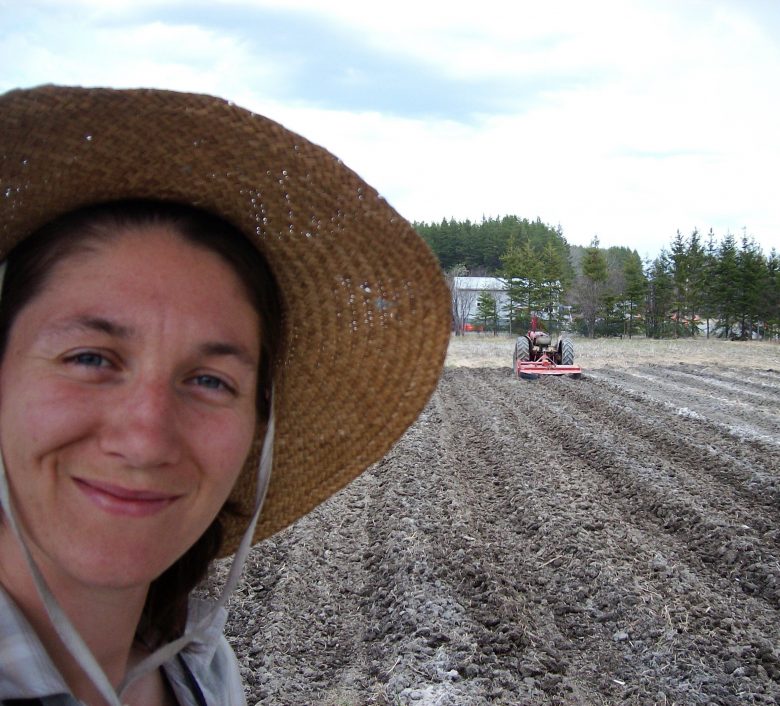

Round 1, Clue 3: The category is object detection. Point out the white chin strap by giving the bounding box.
[0,252,274,703]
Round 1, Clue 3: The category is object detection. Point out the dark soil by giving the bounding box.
[207,363,780,705]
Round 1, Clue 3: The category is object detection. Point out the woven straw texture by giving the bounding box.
[0,85,451,557]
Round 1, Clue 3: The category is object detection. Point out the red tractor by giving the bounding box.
[513,316,582,380]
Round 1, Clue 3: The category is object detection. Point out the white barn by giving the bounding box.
[452,276,509,321]
[452,276,572,331]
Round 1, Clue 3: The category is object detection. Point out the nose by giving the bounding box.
[99,378,182,468]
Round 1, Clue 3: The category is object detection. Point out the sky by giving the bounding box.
[2,0,779,261]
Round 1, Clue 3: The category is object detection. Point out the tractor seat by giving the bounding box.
[531,332,551,347]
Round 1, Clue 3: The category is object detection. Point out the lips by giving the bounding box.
[74,477,180,517]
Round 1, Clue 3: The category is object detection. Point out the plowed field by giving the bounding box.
[212,338,780,705]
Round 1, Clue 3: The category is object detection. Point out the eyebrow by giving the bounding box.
[42,315,135,340]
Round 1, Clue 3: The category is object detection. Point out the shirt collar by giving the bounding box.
[0,583,230,702]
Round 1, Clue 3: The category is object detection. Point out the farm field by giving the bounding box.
[210,336,780,705]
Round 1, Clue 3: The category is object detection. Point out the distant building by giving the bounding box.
[452,276,572,331]
[453,276,509,321]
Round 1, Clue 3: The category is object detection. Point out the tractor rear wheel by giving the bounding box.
[560,338,575,365]
[513,336,530,378]
[515,336,530,361]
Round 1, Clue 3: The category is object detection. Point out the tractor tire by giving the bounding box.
[513,336,530,379]
[560,338,575,365]
[515,336,530,362]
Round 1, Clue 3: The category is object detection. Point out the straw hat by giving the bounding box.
[0,84,450,557]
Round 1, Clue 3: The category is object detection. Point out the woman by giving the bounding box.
[0,86,450,705]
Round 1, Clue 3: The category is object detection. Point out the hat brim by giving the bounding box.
[0,85,451,557]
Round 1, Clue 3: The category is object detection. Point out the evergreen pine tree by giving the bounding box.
[686,229,705,336]
[715,234,740,336]
[623,252,647,339]
[576,237,609,337]
[669,230,688,338]
[501,238,542,331]
[764,249,780,338]
[736,235,766,338]
[539,241,566,332]
[476,290,499,335]
[700,229,719,337]
[646,251,673,338]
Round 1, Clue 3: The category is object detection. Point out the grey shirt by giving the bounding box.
[0,585,246,705]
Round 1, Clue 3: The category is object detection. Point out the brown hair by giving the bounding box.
[0,199,283,646]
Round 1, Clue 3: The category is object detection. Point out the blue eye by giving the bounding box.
[69,351,109,367]
[193,374,231,392]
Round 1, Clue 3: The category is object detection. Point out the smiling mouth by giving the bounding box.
[74,478,180,517]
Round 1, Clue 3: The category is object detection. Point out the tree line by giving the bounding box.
[414,217,779,339]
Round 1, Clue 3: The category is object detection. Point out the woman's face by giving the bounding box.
[0,225,260,589]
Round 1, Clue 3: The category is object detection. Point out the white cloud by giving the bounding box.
[2,0,778,257]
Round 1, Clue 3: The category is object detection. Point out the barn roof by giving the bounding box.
[453,276,506,290]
